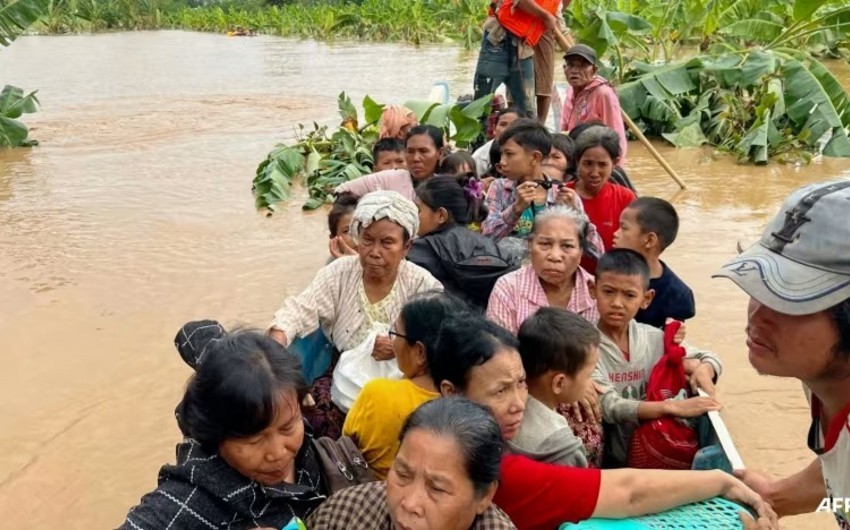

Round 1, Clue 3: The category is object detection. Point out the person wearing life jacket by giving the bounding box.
[472,0,562,121]
[558,44,628,167]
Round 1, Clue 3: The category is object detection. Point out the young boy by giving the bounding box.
[372,137,406,172]
[613,197,696,328]
[472,107,531,177]
[509,307,601,467]
[591,249,723,467]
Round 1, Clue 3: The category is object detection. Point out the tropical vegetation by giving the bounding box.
[1,0,49,147]
[252,92,491,213]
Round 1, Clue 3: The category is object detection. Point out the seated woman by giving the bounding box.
[429,314,778,530]
[307,397,516,530]
[487,205,603,465]
[269,191,442,438]
[121,329,329,529]
[409,175,519,309]
[334,125,444,202]
[343,292,471,479]
[567,125,637,273]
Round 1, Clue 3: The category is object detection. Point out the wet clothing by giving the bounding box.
[593,320,723,467]
[407,224,519,309]
[494,454,601,530]
[808,393,850,529]
[635,261,696,328]
[121,437,327,530]
[307,481,516,530]
[559,76,628,166]
[508,396,588,467]
[343,378,439,480]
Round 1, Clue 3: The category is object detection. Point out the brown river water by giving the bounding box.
[0,31,845,529]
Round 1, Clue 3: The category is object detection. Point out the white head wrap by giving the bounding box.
[350,190,419,241]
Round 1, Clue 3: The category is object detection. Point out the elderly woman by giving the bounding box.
[307,397,516,530]
[566,125,636,272]
[429,314,779,530]
[558,44,628,166]
[334,125,444,202]
[121,327,329,529]
[343,291,470,479]
[269,191,442,438]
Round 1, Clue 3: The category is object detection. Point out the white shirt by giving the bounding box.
[808,390,850,529]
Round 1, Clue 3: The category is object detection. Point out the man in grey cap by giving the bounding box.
[714,180,850,529]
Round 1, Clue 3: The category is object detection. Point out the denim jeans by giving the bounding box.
[473,31,536,117]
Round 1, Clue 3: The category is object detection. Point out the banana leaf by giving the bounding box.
[0,84,39,147]
[0,0,50,47]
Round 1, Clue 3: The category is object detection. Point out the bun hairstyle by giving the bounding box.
[416,174,487,226]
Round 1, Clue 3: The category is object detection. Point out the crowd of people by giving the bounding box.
[118,5,850,529]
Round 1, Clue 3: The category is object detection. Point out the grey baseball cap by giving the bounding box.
[713,180,850,315]
[564,44,597,66]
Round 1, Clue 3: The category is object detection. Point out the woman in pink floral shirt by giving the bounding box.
[487,205,604,466]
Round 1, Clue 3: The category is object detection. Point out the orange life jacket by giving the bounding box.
[495,0,561,47]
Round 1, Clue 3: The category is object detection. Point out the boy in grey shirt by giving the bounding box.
[591,249,724,467]
[508,307,601,467]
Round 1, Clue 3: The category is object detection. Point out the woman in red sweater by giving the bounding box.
[567,126,636,273]
[430,314,778,530]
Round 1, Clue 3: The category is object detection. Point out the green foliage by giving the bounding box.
[1,0,51,45]
[0,84,40,147]
[252,91,491,213]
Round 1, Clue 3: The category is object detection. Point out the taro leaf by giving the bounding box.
[662,122,709,148]
[449,107,482,148]
[782,58,850,156]
[460,94,493,119]
[363,95,385,126]
[423,103,453,128]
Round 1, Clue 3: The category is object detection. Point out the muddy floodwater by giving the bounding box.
[0,31,845,529]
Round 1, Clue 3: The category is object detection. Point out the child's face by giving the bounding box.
[334,212,355,249]
[613,207,649,254]
[375,150,407,172]
[546,148,568,172]
[560,344,600,404]
[495,112,520,139]
[591,272,654,328]
[500,138,539,182]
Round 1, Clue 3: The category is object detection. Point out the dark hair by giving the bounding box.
[407,124,445,151]
[498,106,535,123]
[328,192,358,237]
[486,138,502,178]
[550,133,575,160]
[830,298,850,361]
[629,197,680,251]
[372,137,405,164]
[574,125,621,162]
[438,151,477,177]
[416,174,486,226]
[518,308,600,379]
[177,330,308,452]
[595,249,651,290]
[399,291,471,373]
[500,118,552,158]
[400,397,503,497]
[430,314,519,390]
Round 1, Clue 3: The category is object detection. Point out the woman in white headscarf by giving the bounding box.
[269,191,443,438]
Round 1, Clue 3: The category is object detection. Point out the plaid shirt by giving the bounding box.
[487,264,599,334]
[306,481,516,529]
[481,179,605,256]
[121,438,327,530]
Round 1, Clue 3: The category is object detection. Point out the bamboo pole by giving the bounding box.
[551,30,687,190]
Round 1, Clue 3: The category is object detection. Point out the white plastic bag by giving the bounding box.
[331,322,402,412]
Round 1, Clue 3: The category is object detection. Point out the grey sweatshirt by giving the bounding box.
[507,396,588,467]
[592,320,723,466]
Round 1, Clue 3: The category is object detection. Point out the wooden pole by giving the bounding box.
[551,31,687,190]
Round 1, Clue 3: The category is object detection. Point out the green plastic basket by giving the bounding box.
[559,497,746,530]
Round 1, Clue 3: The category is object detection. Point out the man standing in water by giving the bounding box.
[714,180,850,529]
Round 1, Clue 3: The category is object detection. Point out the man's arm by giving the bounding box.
[514,0,558,29]
[735,459,826,518]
